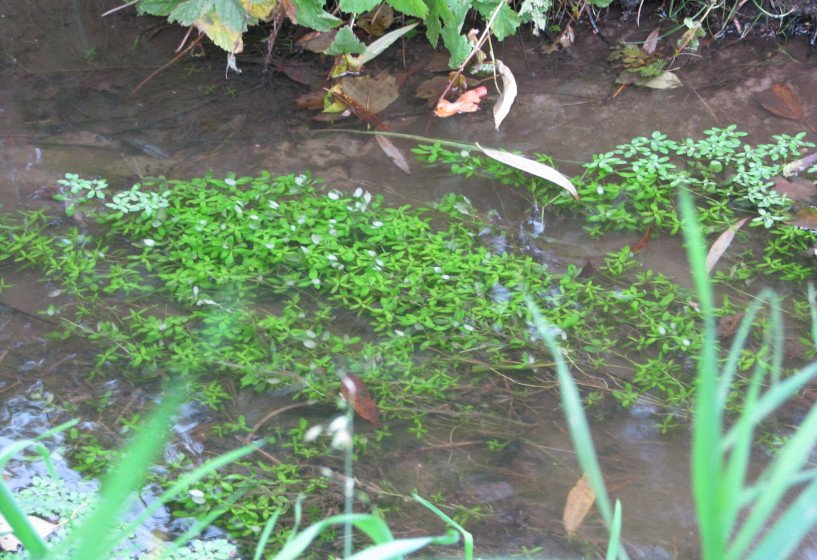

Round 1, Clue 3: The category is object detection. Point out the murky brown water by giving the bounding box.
[3,0,817,557]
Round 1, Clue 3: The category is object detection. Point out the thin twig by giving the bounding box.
[133,34,204,93]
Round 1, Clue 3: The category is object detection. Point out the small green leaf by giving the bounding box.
[441,27,471,68]
[288,0,341,30]
[325,26,366,55]
[137,0,184,17]
[386,0,428,18]
[339,0,380,12]
[168,0,214,26]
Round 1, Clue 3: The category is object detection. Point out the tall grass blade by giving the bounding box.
[605,500,623,560]
[746,477,817,560]
[252,510,282,560]
[526,297,628,560]
[679,188,724,559]
[413,493,472,559]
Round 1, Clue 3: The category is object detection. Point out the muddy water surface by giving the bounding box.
[3,1,817,558]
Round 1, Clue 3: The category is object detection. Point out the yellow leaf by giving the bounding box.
[563,474,596,535]
[194,13,243,53]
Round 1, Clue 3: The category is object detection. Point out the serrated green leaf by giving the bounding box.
[136,0,184,16]
[386,0,428,18]
[325,26,366,55]
[214,0,249,31]
[169,0,214,25]
[441,26,470,67]
[339,0,380,12]
[473,1,518,40]
[195,11,243,50]
[288,0,341,31]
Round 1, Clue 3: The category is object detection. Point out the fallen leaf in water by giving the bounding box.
[631,224,653,253]
[297,30,337,53]
[718,312,745,339]
[358,4,394,36]
[434,86,488,117]
[493,60,517,131]
[786,207,817,231]
[340,70,399,114]
[758,83,805,121]
[563,474,595,535]
[782,151,817,177]
[771,175,817,203]
[376,134,411,174]
[642,26,660,54]
[273,60,322,85]
[706,217,749,274]
[477,144,578,200]
[340,373,381,425]
[638,70,681,89]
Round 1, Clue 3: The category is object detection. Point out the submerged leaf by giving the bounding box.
[786,207,817,231]
[706,217,748,274]
[477,144,578,200]
[758,83,805,121]
[340,373,381,425]
[376,135,411,174]
[563,474,596,535]
[492,60,517,131]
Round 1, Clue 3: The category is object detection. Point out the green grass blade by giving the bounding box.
[679,188,724,559]
[605,500,623,560]
[271,514,394,560]
[526,297,628,560]
[347,534,457,560]
[0,481,49,559]
[809,283,817,347]
[413,494,471,559]
[252,509,282,560]
[746,476,817,560]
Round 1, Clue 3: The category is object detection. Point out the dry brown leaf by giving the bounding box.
[358,4,394,36]
[339,71,400,115]
[297,30,337,53]
[642,27,660,54]
[771,176,817,203]
[340,373,381,426]
[493,60,517,131]
[631,224,653,253]
[434,86,488,117]
[477,144,578,200]
[786,207,817,231]
[706,217,749,274]
[375,134,411,174]
[758,83,805,121]
[718,312,745,339]
[563,474,596,535]
[329,88,390,130]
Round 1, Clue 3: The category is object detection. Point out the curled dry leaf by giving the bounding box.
[477,144,578,200]
[706,217,749,275]
[642,26,661,55]
[563,474,596,535]
[493,60,517,131]
[434,86,488,117]
[340,373,381,426]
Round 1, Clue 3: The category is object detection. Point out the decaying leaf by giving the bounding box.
[477,144,578,200]
[376,134,411,174]
[328,88,390,130]
[358,4,394,36]
[340,373,381,425]
[758,83,805,121]
[339,70,400,114]
[631,224,653,253]
[706,217,749,274]
[642,27,660,55]
[786,207,817,231]
[297,30,337,53]
[718,312,745,339]
[434,86,489,117]
[563,474,596,535]
[771,175,817,203]
[493,60,517,131]
[638,70,681,89]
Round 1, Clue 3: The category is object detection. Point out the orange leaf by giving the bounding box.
[329,89,390,131]
[434,86,488,118]
[631,224,653,253]
[563,474,596,535]
[757,83,805,121]
[340,374,381,426]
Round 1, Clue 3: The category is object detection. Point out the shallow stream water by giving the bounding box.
[2,0,817,558]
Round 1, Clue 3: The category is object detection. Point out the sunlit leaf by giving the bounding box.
[242,0,276,19]
[492,60,516,130]
[359,21,419,63]
[477,144,579,200]
[706,217,748,274]
[326,26,366,55]
[386,0,428,17]
[563,474,596,535]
